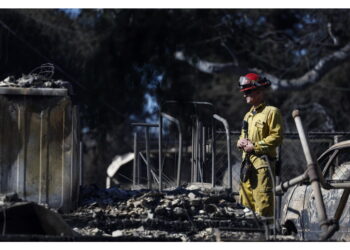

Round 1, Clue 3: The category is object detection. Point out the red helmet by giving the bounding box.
[238,73,271,92]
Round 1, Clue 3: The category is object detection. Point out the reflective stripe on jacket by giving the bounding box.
[239,103,283,169]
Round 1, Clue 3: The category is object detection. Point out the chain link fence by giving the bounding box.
[128,126,350,191]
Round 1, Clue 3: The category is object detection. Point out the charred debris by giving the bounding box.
[61,184,295,241]
[0,63,73,93]
[0,185,296,242]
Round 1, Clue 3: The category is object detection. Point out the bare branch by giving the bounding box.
[175,41,350,91]
[258,30,298,44]
[327,22,339,46]
[174,51,243,74]
[266,42,350,90]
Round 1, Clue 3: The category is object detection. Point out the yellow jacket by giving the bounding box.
[239,103,283,169]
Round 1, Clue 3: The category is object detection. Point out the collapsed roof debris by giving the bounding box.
[0,64,73,94]
[63,185,296,241]
[0,74,69,88]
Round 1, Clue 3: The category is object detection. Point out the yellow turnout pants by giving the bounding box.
[239,166,274,217]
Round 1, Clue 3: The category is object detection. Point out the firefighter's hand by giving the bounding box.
[237,138,248,149]
[243,140,254,153]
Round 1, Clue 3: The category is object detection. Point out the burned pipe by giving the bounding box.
[145,127,151,189]
[275,170,309,194]
[159,115,163,191]
[292,109,329,237]
[213,114,232,191]
[133,132,138,188]
[292,110,327,188]
[131,123,159,190]
[160,112,183,187]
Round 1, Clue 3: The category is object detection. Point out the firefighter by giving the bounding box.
[236,73,283,218]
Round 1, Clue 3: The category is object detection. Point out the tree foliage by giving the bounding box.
[1,9,350,186]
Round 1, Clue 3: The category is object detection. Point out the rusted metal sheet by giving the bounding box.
[0,88,80,212]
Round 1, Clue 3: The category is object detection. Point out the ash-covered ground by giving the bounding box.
[62,184,296,242]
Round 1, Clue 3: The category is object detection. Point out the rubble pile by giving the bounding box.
[63,185,275,241]
[0,74,73,93]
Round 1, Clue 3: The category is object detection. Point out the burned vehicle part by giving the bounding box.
[279,110,350,241]
[280,141,350,241]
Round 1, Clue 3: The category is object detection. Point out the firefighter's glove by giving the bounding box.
[243,140,254,153]
[237,138,249,149]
